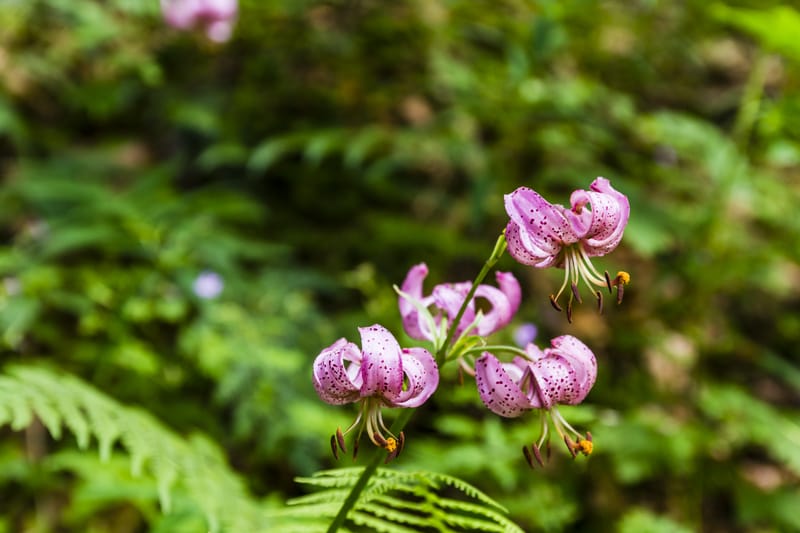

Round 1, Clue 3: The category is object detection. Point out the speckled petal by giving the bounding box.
[358,324,404,397]
[389,347,439,408]
[475,352,531,418]
[566,177,629,257]
[547,335,597,403]
[399,263,434,341]
[530,356,574,408]
[504,187,579,265]
[505,221,556,267]
[312,338,362,405]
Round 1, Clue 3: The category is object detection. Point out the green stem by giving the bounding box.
[325,232,507,533]
[733,50,768,149]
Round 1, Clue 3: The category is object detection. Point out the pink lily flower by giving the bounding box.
[504,177,630,321]
[475,335,597,466]
[313,324,438,461]
[398,263,521,349]
[160,0,238,43]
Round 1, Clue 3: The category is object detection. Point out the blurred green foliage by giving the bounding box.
[2,0,800,531]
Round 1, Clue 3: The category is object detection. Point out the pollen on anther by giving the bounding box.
[384,437,398,453]
[578,439,593,456]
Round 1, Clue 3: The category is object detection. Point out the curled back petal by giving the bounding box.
[505,221,558,267]
[389,347,439,408]
[548,335,597,403]
[495,271,521,317]
[312,338,362,405]
[568,177,629,257]
[432,282,476,336]
[475,352,532,418]
[524,343,546,362]
[358,324,404,398]
[504,187,578,261]
[472,284,511,336]
[399,263,434,341]
[530,355,574,408]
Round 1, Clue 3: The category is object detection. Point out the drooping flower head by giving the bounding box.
[161,0,238,42]
[398,263,521,352]
[475,335,597,466]
[312,324,439,461]
[504,177,630,321]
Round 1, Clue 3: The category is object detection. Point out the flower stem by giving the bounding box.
[325,232,507,533]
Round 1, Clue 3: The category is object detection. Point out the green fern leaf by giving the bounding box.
[0,364,273,532]
[289,466,524,533]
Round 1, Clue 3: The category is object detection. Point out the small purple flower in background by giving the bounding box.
[160,0,238,43]
[513,323,538,348]
[475,335,596,467]
[193,271,224,299]
[397,263,521,350]
[504,177,630,321]
[312,324,438,461]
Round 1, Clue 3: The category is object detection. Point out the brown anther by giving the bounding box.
[336,427,347,454]
[330,435,339,460]
[604,271,613,293]
[522,446,536,469]
[549,294,562,312]
[384,448,399,464]
[397,431,406,456]
[586,431,593,442]
[532,444,545,467]
[616,284,624,304]
[373,432,388,448]
[352,439,360,460]
[595,290,603,314]
[570,282,582,304]
[566,300,573,324]
[564,435,577,458]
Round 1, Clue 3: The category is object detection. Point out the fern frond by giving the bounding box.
[0,365,273,532]
[289,466,525,533]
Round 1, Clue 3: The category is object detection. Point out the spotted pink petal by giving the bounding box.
[505,221,554,267]
[530,355,579,408]
[565,177,629,257]
[388,347,439,407]
[358,325,404,397]
[475,352,531,418]
[399,263,434,341]
[312,338,362,405]
[504,187,579,265]
[547,335,597,403]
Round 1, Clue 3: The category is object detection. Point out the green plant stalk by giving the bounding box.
[733,50,768,148]
[325,232,507,533]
